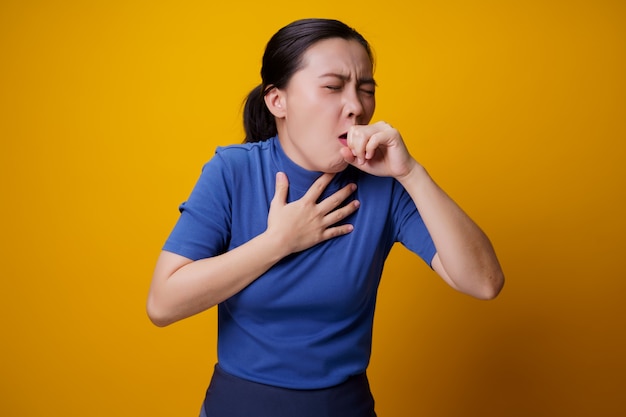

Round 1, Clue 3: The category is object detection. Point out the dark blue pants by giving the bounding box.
[199,364,377,417]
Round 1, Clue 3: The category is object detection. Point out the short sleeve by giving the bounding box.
[392,182,437,267]
[162,152,232,261]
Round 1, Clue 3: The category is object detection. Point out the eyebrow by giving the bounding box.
[319,72,377,87]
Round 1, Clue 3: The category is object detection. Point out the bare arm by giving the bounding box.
[397,165,504,299]
[147,172,360,326]
[343,122,504,299]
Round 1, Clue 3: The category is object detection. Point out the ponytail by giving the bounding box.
[243,84,277,143]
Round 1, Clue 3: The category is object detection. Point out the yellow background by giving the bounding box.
[1,0,624,416]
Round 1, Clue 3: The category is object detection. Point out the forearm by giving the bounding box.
[397,163,504,299]
[147,230,288,326]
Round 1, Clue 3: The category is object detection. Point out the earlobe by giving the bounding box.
[264,86,286,118]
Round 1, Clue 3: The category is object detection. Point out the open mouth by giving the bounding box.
[338,132,348,146]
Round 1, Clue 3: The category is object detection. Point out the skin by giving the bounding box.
[147,38,504,327]
[263,38,376,173]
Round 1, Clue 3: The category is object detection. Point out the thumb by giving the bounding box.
[271,171,289,207]
[340,147,356,165]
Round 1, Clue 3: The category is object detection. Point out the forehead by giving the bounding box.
[299,38,373,78]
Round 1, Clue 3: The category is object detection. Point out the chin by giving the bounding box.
[324,160,349,174]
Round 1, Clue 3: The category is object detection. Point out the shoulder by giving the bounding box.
[198,140,272,178]
[200,140,275,191]
[214,140,272,164]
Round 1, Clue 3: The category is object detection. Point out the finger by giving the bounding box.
[322,198,360,227]
[351,122,397,161]
[322,223,355,240]
[347,126,368,164]
[271,172,289,207]
[364,132,383,160]
[302,172,335,202]
[348,123,388,164]
[317,183,357,214]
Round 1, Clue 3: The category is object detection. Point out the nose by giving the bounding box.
[344,89,364,121]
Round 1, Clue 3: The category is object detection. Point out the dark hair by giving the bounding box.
[243,18,373,143]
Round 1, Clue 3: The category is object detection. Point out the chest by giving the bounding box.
[222,168,398,321]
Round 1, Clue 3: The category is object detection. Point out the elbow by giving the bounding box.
[475,270,505,300]
[146,306,171,328]
[147,313,172,328]
[146,295,177,327]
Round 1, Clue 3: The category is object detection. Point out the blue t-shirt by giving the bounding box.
[163,136,436,389]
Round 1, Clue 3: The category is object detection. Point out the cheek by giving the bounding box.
[289,96,328,123]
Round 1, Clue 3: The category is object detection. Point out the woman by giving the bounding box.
[147,18,504,417]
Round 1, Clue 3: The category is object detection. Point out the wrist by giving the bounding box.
[395,160,427,185]
[258,228,293,261]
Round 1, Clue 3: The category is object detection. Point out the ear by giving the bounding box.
[263,86,287,119]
